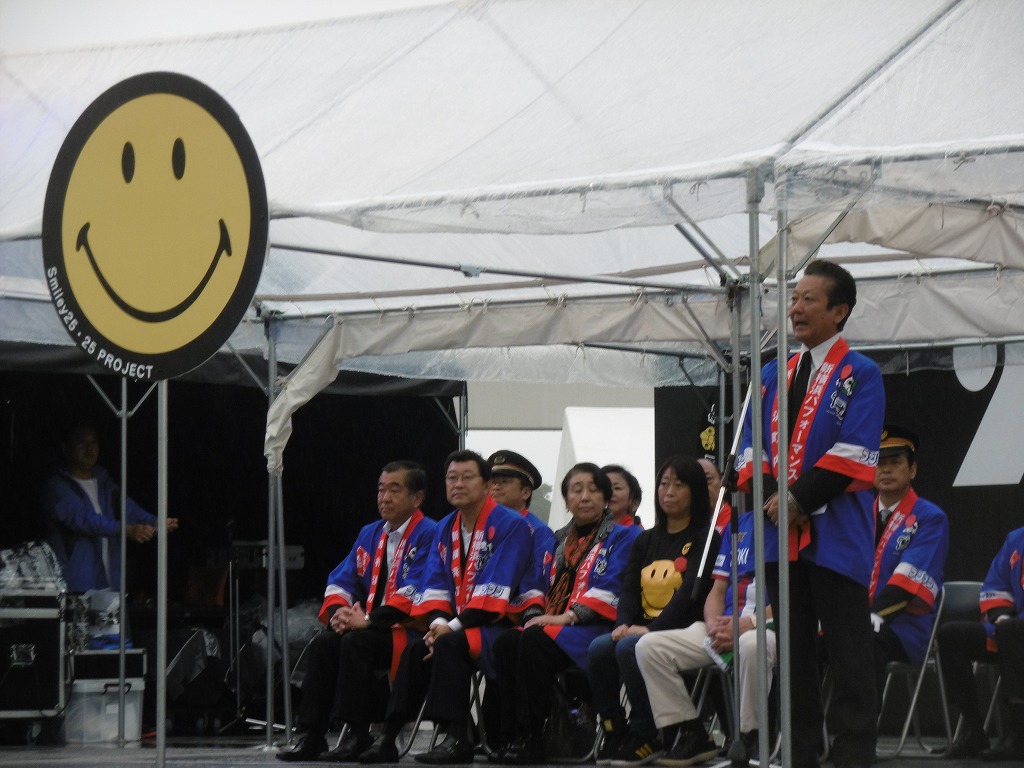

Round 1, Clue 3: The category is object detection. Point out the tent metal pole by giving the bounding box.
[781,0,963,146]
[271,240,726,296]
[226,340,270,396]
[459,383,468,450]
[270,315,294,746]
[727,268,746,766]
[261,287,711,319]
[664,195,744,284]
[268,292,292,745]
[274,163,777,223]
[265,326,279,748]
[582,341,719,362]
[156,381,169,768]
[117,379,127,745]
[432,396,462,437]
[745,167,774,768]
[747,291,769,767]
[80,375,156,751]
[717,365,727,471]
[858,335,1024,353]
[775,175,794,768]
[274,474,292,745]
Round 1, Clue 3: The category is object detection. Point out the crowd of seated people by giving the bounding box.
[277,435,1020,765]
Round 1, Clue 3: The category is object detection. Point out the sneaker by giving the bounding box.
[656,730,718,767]
[597,719,629,765]
[740,730,759,762]
[610,733,665,766]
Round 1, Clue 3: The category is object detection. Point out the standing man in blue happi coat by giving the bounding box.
[737,259,885,768]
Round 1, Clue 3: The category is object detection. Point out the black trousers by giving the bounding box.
[492,626,574,742]
[873,624,909,712]
[387,631,475,734]
[297,627,392,735]
[937,618,1024,728]
[765,559,877,768]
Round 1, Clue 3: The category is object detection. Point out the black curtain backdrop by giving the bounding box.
[0,370,459,606]
[655,358,1023,583]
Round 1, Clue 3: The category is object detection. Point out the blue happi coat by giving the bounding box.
[541,515,640,666]
[737,339,884,586]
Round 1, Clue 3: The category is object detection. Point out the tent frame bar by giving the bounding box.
[270,240,728,295]
[258,288,703,321]
[778,0,963,146]
[664,195,745,283]
[783,140,1024,174]
[277,163,772,223]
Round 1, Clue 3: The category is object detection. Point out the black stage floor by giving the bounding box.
[0,733,999,768]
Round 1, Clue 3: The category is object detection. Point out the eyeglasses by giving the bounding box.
[445,473,481,485]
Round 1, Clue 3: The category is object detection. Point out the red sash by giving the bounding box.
[771,338,850,559]
[367,509,425,613]
[541,535,601,644]
[567,535,603,606]
[450,498,496,613]
[869,489,918,599]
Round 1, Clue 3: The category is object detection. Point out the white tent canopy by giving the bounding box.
[2,0,1024,469]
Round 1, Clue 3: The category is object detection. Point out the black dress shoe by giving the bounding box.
[980,734,1024,762]
[500,734,544,765]
[358,739,400,764]
[276,733,328,762]
[415,734,476,764]
[325,732,373,762]
[487,739,510,764]
[947,725,989,758]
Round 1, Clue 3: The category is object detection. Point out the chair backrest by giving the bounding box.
[938,580,982,625]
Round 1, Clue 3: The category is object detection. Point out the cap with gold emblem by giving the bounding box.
[488,450,542,489]
[879,424,919,460]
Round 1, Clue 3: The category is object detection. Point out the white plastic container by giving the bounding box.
[64,678,144,742]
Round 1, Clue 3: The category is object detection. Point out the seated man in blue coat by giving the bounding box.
[278,460,437,762]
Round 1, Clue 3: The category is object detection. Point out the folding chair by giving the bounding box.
[982,673,1004,742]
[400,694,440,757]
[404,669,488,758]
[691,664,735,746]
[876,580,981,758]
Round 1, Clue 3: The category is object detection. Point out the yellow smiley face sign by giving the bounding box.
[42,72,267,380]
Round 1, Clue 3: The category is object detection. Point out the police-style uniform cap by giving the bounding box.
[488,450,542,490]
[879,424,919,459]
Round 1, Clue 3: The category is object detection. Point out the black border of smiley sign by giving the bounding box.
[42,71,268,381]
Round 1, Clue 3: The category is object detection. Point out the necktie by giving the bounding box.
[788,351,811,438]
[372,538,389,609]
[876,507,889,545]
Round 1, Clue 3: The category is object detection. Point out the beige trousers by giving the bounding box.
[635,622,777,733]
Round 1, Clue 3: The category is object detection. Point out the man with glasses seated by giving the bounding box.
[359,450,546,764]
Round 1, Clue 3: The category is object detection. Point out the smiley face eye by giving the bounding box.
[172,138,186,180]
[121,142,135,183]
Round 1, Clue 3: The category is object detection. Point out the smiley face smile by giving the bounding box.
[76,218,232,323]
